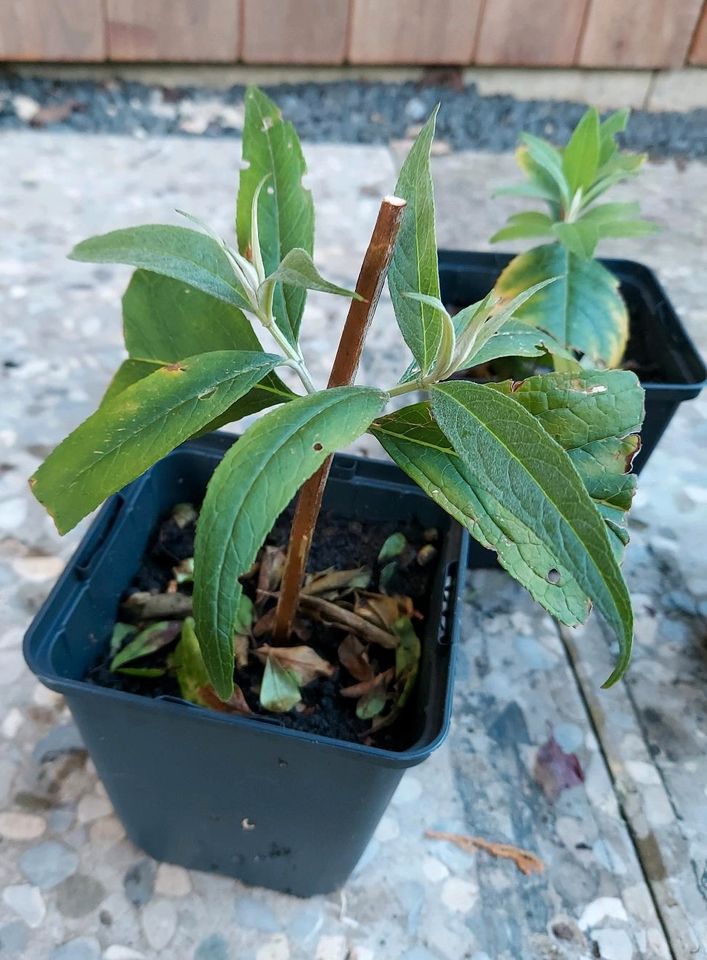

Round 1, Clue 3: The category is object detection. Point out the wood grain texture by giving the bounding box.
[689,1,707,63]
[106,0,240,62]
[242,0,349,64]
[348,0,481,64]
[475,0,589,66]
[0,0,105,60]
[579,0,704,68]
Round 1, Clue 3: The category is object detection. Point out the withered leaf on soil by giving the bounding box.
[253,606,312,642]
[170,617,252,714]
[356,671,392,719]
[234,634,250,670]
[416,544,437,567]
[298,594,399,649]
[256,546,287,603]
[255,644,335,685]
[355,592,415,631]
[197,683,253,715]
[110,620,181,672]
[260,654,302,712]
[338,634,374,683]
[533,731,585,801]
[303,565,371,597]
[369,617,421,734]
[122,590,193,621]
[340,668,394,700]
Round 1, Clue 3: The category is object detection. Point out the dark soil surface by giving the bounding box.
[87,503,439,750]
[1,70,705,160]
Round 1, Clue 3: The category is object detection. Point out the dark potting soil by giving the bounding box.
[86,503,438,750]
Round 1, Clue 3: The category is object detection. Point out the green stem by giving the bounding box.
[387,379,428,398]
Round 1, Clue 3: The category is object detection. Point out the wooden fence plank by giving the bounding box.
[242,0,349,64]
[348,0,481,64]
[689,1,707,63]
[578,0,704,68]
[0,0,105,60]
[475,0,588,66]
[106,0,240,62]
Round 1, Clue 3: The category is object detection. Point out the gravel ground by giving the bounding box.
[1,71,706,159]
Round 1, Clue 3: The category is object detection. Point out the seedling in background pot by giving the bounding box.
[489,107,658,369]
[31,88,644,741]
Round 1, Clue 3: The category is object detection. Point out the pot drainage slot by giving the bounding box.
[437,561,458,646]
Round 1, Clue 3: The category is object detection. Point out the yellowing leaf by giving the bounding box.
[255,644,334,685]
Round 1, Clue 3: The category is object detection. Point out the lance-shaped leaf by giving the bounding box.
[388,108,442,376]
[495,243,628,367]
[193,386,386,700]
[110,621,181,673]
[262,248,360,299]
[371,382,635,685]
[487,369,643,557]
[101,270,294,423]
[31,351,283,534]
[520,134,570,207]
[70,225,251,312]
[237,86,314,347]
[490,211,554,244]
[562,107,600,196]
[459,319,568,370]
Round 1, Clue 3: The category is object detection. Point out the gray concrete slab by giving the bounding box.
[0,131,705,959]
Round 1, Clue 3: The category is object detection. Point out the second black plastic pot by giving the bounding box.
[24,433,467,896]
[439,249,706,471]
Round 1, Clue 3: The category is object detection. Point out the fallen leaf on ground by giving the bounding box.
[256,546,286,602]
[354,592,415,630]
[198,683,253,715]
[122,591,193,620]
[298,594,399,649]
[253,606,311,641]
[426,830,544,876]
[534,731,585,801]
[234,634,250,669]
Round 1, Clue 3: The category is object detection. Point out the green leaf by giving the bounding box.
[578,201,640,225]
[263,248,360,299]
[109,623,135,656]
[515,144,564,214]
[562,108,600,195]
[392,616,421,711]
[260,655,301,713]
[388,108,442,376]
[102,270,295,423]
[378,532,407,563]
[110,621,181,672]
[170,617,211,705]
[371,386,635,686]
[598,109,630,167]
[459,319,569,370]
[490,212,555,244]
[495,244,628,367]
[70,225,251,312]
[552,221,600,259]
[237,86,314,347]
[431,381,633,684]
[520,134,570,206]
[592,220,658,240]
[193,386,387,700]
[31,351,283,534]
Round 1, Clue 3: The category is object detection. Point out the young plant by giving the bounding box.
[489,107,657,369]
[31,89,644,729]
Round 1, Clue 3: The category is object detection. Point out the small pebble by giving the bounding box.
[19,841,79,888]
[50,937,101,960]
[104,948,147,960]
[1,707,23,738]
[255,935,290,960]
[441,876,478,914]
[155,862,191,897]
[123,858,155,907]
[2,884,46,928]
[0,921,28,955]
[77,793,112,823]
[195,934,230,960]
[315,935,348,960]
[55,873,106,917]
[0,811,46,840]
[141,899,177,951]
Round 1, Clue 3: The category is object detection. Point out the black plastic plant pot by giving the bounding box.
[439,249,706,472]
[24,433,468,897]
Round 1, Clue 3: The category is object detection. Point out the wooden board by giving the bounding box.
[106,0,240,62]
[689,1,707,63]
[242,0,349,64]
[578,0,705,68]
[475,0,589,66]
[348,0,481,64]
[0,0,105,60]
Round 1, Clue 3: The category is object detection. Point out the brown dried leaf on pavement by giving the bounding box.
[426,830,544,876]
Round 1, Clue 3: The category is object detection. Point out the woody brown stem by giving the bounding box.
[273,195,406,642]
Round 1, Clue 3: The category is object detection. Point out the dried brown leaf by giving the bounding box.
[534,732,585,801]
[256,546,287,603]
[303,566,371,597]
[255,644,335,685]
[338,634,374,683]
[341,667,394,699]
[425,830,544,876]
[298,594,399,649]
[198,684,253,716]
[234,635,250,670]
[122,591,192,621]
[355,592,415,630]
[253,607,311,642]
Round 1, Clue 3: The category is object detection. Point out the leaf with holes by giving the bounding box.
[193,386,386,699]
